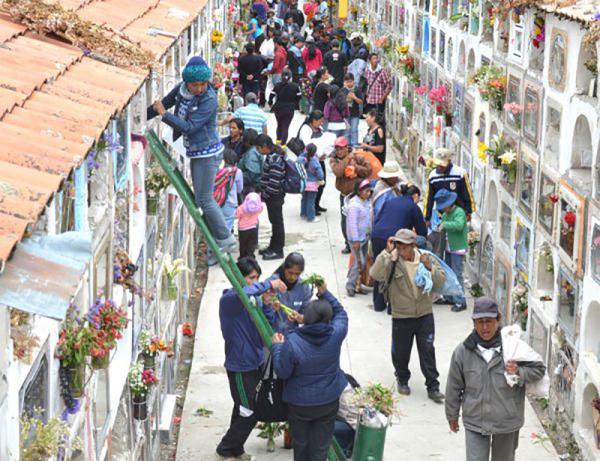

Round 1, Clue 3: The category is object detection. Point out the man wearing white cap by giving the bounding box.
[423,148,475,226]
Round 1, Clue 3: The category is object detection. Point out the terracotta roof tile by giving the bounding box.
[0,88,26,118]
[0,15,26,43]
[77,0,158,30]
[0,212,31,240]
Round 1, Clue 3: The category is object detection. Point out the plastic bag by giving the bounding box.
[501,325,550,398]
[420,250,465,298]
[360,406,388,429]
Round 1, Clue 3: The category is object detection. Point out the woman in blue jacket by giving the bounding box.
[148,56,237,253]
[267,252,313,333]
[272,280,348,461]
[216,258,287,460]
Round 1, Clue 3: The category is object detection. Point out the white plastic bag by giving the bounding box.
[501,325,550,398]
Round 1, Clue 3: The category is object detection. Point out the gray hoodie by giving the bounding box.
[445,333,546,435]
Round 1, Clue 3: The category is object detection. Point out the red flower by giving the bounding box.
[564,211,576,227]
[548,194,558,203]
[182,322,194,337]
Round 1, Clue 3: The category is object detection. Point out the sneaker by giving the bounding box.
[397,382,411,395]
[434,297,448,305]
[218,236,239,254]
[451,304,467,312]
[308,217,320,223]
[428,390,445,404]
[262,250,284,261]
[341,245,351,254]
[316,206,327,212]
[346,288,355,297]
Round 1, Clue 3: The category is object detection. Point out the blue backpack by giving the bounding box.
[283,158,307,194]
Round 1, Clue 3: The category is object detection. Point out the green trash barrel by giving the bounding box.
[352,422,387,461]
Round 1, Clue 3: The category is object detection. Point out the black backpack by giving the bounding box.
[287,49,304,75]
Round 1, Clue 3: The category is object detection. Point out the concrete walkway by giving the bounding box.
[176,114,558,460]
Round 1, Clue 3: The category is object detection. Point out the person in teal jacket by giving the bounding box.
[237,129,264,190]
[434,189,468,312]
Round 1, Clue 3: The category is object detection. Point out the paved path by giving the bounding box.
[176,114,558,460]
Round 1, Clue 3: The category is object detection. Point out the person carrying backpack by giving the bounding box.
[214,149,244,232]
[288,34,306,82]
[257,135,287,260]
[299,143,324,223]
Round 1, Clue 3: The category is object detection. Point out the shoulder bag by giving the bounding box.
[254,353,288,422]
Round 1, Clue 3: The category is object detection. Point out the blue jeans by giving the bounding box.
[346,116,360,148]
[334,420,355,458]
[300,191,317,221]
[190,155,234,244]
[222,201,237,233]
[445,252,466,306]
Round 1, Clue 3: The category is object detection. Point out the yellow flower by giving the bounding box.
[477,142,488,161]
[499,150,517,165]
[398,44,409,54]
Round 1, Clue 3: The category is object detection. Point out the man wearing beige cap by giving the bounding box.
[370,229,446,403]
[423,148,475,225]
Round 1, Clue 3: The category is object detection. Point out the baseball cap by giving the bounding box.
[472,297,499,320]
[391,229,417,245]
[433,148,452,167]
[334,136,348,147]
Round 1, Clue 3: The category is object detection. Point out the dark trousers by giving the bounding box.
[275,107,295,144]
[266,195,285,253]
[339,194,348,247]
[217,369,262,457]
[238,227,258,260]
[391,315,440,391]
[371,237,388,312]
[242,80,260,98]
[334,420,355,458]
[255,34,265,53]
[288,400,339,461]
[315,161,326,209]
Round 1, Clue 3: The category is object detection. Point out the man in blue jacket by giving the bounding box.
[216,258,287,461]
[272,281,348,461]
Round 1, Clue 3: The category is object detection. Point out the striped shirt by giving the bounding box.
[233,104,268,133]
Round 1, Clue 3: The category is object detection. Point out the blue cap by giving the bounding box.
[434,188,458,210]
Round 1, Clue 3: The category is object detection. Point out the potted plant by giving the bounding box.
[257,423,286,452]
[20,411,79,461]
[428,84,452,125]
[352,384,396,460]
[128,362,159,420]
[592,397,600,448]
[162,254,190,301]
[55,314,93,398]
[145,164,169,215]
[87,298,128,370]
[138,330,173,370]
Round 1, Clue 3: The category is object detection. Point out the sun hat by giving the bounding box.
[391,229,417,245]
[350,32,362,41]
[182,56,212,83]
[472,297,499,320]
[334,136,349,148]
[434,188,458,210]
[432,148,452,167]
[378,160,402,179]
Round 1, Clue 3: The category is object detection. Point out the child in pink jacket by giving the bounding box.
[236,189,263,259]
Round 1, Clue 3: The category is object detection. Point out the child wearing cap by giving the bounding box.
[434,189,468,312]
[345,179,373,296]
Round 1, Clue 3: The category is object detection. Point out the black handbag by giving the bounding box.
[254,354,288,422]
[286,122,306,155]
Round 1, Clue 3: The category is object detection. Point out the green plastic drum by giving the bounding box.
[352,422,387,461]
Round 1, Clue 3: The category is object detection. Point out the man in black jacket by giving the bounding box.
[323,39,347,87]
[285,0,305,28]
[257,135,287,260]
[238,43,266,97]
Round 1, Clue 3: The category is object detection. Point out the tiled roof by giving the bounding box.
[537,0,598,24]
[0,0,205,267]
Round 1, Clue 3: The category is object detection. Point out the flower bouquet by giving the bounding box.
[428,84,451,118]
[484,135,509,168]
[163,254,191,300]
[499,150,517,184]
[512,283,528,330]
[129,362,159,420]
[145,163,170,214]
[399,54,420,86]
[538,242,554,273]
[55,312,93,397]
[469,65,506,111]
[504,102,523,128]
[87,298,128,370]
[467,231,481,257]
[139,330,173,370]
[10,310,39,364]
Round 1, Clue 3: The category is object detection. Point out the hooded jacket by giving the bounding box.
[147,82,220,153]
[267,272,313,333]
[371,195,427,241]
[329,152,372,196]
[445,332,546,435]
[219,281,277,372]
[273,290,349,406]
[369,249,445,319]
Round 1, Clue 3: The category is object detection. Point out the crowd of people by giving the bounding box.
[147,2,548,460]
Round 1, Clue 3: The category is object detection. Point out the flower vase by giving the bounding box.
[91,354,110,370]
[132,395,148,421]
[267,438,275,453]
[68,365,86,398]
[143,353,156,371]
[283,428,293,449]
[167,279,178,301]
[469,246,476,258]
[508,164,516,184]
[147,196,158,215]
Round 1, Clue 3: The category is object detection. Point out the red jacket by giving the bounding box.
[302,47,323,75]
[271,46,287,75]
